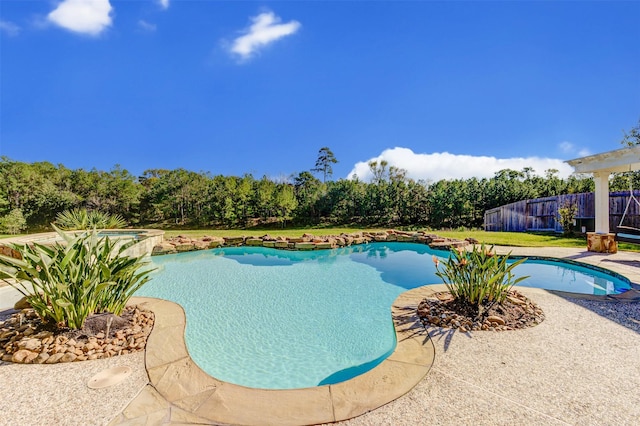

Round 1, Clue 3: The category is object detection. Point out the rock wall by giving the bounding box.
[152,229,471,255]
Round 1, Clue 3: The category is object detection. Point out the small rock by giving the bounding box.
[46,353,65,363]
[60,353,77,363]
[18,338,42,351]
[35,352,50,364]
[486,315,506,326]
[12,349,38,363]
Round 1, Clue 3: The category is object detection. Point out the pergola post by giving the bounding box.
[566,145,640,253]
[593,171,610,234]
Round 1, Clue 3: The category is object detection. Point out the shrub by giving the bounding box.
[433,244,528,315]
[557,201,578,236]
[55,208,127,230]
[0,208,27,234]
[0,226,153,329]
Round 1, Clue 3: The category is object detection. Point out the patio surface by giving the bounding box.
[1,246,639,425]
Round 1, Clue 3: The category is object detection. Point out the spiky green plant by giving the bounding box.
[55,208,127,231]
[433,244,529,315]
[0,226,153,329]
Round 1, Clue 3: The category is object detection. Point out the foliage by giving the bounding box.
[557,201,578,235]
[1,156,599,232]
[0,227,153,329]
[311,147,338,183]
[0,208,27,234]
[620,117,640,146]
[433,244,528,314]
[55,208,127,230]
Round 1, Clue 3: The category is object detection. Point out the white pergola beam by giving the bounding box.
[567,145,640,174]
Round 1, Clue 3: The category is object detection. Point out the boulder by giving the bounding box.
[224,237,245,246]
[208,238,224,248]
[295,242,316,250]
[152,242,176,255]
[175,243,196,252]
[314,242,333,250]
[193,241,209,250]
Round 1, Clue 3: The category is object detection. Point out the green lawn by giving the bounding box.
[436,230,587,247]
[4,227,638,252]
[162,227,385,239]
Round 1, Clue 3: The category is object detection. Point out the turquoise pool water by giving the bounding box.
[136,243,630,389]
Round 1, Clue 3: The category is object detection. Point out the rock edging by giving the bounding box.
[0,305,154,364]
[152,229,472,256]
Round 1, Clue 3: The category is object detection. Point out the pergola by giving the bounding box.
[566,145,640,234]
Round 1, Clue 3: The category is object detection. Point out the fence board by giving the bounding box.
[483,191,640,232]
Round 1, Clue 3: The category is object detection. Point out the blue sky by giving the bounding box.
[1,1,638,181]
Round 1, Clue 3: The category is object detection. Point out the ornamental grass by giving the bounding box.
[433,243,528,315]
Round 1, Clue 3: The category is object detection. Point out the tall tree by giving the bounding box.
[312,147,338,183]
[621,118,640,146]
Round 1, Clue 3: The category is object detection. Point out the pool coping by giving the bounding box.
[129,286,436,426]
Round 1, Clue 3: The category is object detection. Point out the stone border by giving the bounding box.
[152,229,471,255]
[131,288,435,426]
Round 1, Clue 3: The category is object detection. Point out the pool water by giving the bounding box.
[136,243,630,389]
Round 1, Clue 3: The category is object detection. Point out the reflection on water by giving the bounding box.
[140,242,631,390]
[350,243,440,290]
[151,243,631,295]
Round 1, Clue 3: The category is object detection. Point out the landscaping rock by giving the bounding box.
[0,305,154,365]
[418,290,545,332]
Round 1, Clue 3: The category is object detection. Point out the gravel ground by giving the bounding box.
[0,351,147,426]
[565,298,640,334]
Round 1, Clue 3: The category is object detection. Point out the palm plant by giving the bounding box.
[55,208,127,230]
[0,226,153,329]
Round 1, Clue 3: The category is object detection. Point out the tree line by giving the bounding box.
[1,154,608,234]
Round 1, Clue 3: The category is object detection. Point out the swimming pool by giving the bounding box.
[136,243,631,389]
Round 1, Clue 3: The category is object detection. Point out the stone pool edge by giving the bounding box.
[127,287,436,426]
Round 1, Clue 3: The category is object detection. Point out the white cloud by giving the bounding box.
[138,20,156,32]
[558,141,591,158]
[47,0,113,36]
[348,147,576,182]
[559,141,574,153]
[0,20,21,37]
[230,11,301,60]
[158,0,169,10]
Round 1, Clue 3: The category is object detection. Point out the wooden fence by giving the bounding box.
[483,191,640,233]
